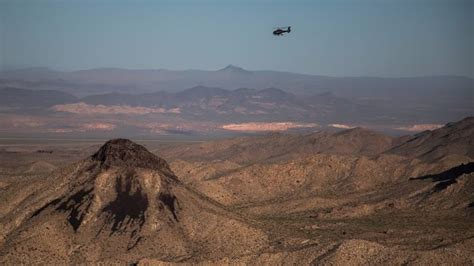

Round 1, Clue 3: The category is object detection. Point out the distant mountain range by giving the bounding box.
[0,66,472,136]
[1,85,471,129]
[1,65,472,97]
[0,87,77,107]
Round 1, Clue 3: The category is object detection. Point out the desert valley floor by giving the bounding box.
[0,117,473,264]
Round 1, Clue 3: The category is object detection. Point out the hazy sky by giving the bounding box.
[0,0,472,77]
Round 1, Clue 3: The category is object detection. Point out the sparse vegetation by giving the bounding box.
[0,118,473,264]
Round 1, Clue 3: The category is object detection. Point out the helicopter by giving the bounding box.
[273,26,291,36]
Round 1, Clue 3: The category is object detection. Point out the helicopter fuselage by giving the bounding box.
[273,27,291,36]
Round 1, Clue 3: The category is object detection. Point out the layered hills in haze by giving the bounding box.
[0,64,472,137]
[1,66,472,97]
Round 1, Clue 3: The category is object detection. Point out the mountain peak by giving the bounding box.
[92,138,170,170]
[218,64,252,74]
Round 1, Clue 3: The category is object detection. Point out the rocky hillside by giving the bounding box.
[0,139,267,264]
[162,117,474,211]
[388,117,474,162]
[161,127,394,164]
[0,117,473,264]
